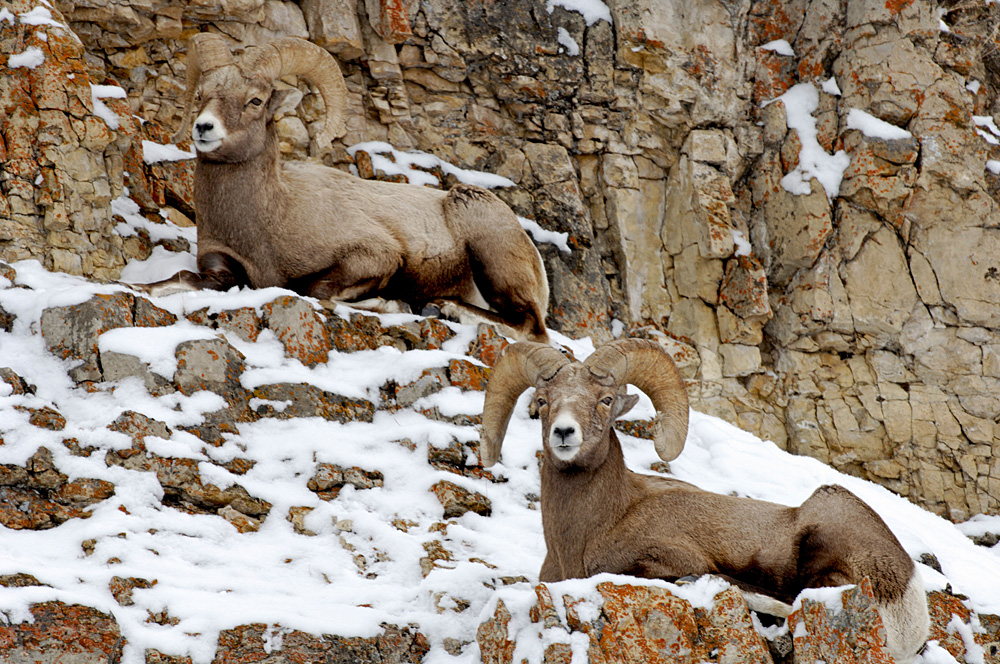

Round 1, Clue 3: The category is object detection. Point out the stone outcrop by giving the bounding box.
[477,579,1000,664]
[0,447,115,530]
[0,580,430,664]
[0,0,998,522]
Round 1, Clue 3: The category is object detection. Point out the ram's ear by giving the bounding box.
[611,393,640,420]
[268,87,302,116]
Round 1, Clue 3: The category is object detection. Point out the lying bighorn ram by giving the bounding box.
[135,33,550,343]
[480,339,929,664]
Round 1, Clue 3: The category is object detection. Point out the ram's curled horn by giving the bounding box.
[172,32,236,143]
[480,342,570,467]
[584,339,689,462]
[241,37,348,150]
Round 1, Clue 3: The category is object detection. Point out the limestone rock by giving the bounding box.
[0,448,114,530]
[788,578,893,664]
[0,601,124,663]
[842,227,917,343]
[0,0,136,280]
[252,383,375,423]
[174,338,247,404]
[40,293,176,382]
[308,463,384,500]
[300,0,364,59]
[261,295,332,367]
[430,480,492,519]
[478,580,772,664]
[754,178,833,287]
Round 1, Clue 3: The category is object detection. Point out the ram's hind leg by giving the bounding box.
[444,185,550,344]
[797,485,928,664]
[428,298,529,341]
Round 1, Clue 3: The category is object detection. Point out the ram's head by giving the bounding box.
[173,33,347,161]
[480,339,689,470]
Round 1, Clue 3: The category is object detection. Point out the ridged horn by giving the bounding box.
[240,37,348,151]
[480,342,570,467]
[171,32,235,144]
[584,339,689,462]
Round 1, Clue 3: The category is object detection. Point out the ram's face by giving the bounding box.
[189,68,277,162]
[533,365,637,470]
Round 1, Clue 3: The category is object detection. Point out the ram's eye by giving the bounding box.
[536,398,547,407]
[248,97,263,107]
[600,396,614,406]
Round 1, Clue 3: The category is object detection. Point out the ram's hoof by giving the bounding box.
[421,303,442,318]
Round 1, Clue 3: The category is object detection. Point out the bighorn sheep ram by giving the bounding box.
[481,339,929,664]
[135,33,550,343]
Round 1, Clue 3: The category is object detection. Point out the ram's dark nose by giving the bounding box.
[553,425,576,442]
[194,121,214,136]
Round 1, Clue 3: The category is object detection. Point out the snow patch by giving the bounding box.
[142,141,196,164]
[112,195,197,246]
[347,141,514,190]
[556,27,580,56]
[792,584,851,615]
[19,6,65,27]
[8,46,45,69]
[90,84,127,131]
[751,611,789,640]
[938,8,951,31]
[732,229,752,257]
[518,217,571,254]
[765,83,850,201]
[665,575,732,610]
[846,109,913,140]
[947,614,986,664]
[822,76,841,96]
[974,116,1000,146]
[97,323,221,379]
[918,642,963,664]
[249,398,292,413]
[545,0,612,25]
[760,39,795,56]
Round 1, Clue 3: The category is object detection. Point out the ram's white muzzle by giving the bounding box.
[191,110,226,153]
[548,413,583,461]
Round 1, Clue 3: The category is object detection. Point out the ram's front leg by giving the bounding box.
[584,538,713,582]
[127,252,249,296]
[539,551,563,583]
[296,243,402,302]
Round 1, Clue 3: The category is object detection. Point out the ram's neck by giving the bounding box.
[539,432,637,581]
[193,131,286,260]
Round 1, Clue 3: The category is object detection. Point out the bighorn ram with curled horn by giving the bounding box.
[134,33,551,343]
[481,339,929,664]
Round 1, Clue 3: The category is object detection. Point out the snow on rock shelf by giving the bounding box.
[1,258,1000,664]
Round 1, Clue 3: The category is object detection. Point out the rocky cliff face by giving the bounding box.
[1,0,999,523]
